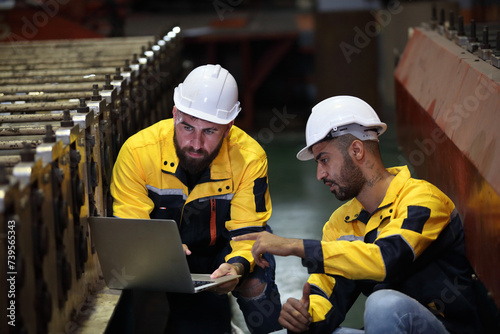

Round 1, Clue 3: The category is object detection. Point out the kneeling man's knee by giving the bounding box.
[365,289,407,318]
[235,278,266,299]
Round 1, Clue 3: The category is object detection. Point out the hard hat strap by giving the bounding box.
[328,123,380,142]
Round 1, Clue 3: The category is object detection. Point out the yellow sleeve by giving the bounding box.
[303,182,455,282]
[306,272,360,330]
[110,140,154,218]
[306,222,360,328]
[225,155,272,272]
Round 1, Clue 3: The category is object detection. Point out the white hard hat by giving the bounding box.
[296,95,387,161]
[173,64,241,124]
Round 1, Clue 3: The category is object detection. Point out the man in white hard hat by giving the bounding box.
[235,96,481,333]
[111,64,282,333]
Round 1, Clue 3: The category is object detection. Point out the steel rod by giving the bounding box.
[0,101,80,113]
[0,91,93,102]
[0,82,101,94]
[0,112,68,123]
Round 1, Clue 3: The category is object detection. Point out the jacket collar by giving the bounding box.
[377,165,411,208]
[345,166,411,223]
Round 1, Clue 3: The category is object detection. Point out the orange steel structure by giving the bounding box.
[395,27,500,310]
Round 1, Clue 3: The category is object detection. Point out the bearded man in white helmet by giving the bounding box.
[235,96,481,333]
[111,64,282,333]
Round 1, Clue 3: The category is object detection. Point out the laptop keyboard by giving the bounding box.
[193,280,214,287]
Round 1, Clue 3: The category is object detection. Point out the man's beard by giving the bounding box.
[328,155,365,201]
[174,132,224,175]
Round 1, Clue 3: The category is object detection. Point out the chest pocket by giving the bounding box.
[147,186,185,221]
[364,211,392,243]
[181,196,232,250]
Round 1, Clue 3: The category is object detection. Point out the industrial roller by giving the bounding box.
[0,26,187,334]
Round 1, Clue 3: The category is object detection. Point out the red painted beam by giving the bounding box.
[395,27,500,309]
[1,9,103,43]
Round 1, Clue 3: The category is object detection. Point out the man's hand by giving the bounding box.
[210,263,241,295]
[279,282,312,333]
[182,244,191,255]
[233,231,305,268]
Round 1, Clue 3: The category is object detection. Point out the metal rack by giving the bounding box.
[0,27,187,334]
[426,6,500,68]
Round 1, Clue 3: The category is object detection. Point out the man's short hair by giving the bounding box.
[311,133,380,159]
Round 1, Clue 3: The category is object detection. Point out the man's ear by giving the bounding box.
[351,140,365,161]
[172,106,177,119]
[223,121,234,138]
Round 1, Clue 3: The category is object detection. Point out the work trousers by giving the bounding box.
[333,289,449,334]
[165,251,282,334]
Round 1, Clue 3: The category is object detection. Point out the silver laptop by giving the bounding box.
[88,217,240,293]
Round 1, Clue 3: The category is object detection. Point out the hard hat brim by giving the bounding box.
[296,123,387,161]
[173,85,241,125]
[296,145,314,161]
[175,104,239,125]
[296,95,387,162]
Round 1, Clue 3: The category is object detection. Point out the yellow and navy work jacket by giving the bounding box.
[110,119,271,275]
[302,166,481,333]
